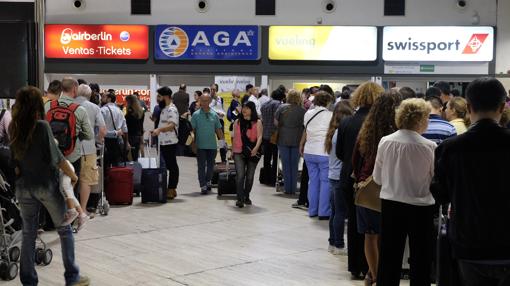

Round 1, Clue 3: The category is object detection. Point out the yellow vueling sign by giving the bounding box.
[268,26,378,61]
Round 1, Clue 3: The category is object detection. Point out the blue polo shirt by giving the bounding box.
[191,109,222,150]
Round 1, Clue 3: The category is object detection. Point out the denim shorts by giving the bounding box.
[356,206,381,234]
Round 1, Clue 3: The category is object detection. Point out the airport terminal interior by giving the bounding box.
[1,0,510,285]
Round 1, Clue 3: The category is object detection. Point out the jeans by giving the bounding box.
[16,184,80,286]
[196,149,217,189]
[233,154,258,202]
[377,199,435,286]
[278,145,300,194]
[161,144,179,189]
[304,153,331,217]
[329,179,346,248]
[262,139,278,185]
[458,260,510,286]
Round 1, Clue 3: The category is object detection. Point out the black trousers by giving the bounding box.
[262,139,278,185]
[298,160,309,205]
[104,137,122,168]
[458,260,510,286]
[342,177,368,275]
[378,199,435,286]
[128,135,142,162]
[160,144,179,189]
[219,119,227,163]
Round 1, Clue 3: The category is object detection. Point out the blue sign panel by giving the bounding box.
[155,25,260,60]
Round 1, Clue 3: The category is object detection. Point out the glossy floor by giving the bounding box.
[5,157,410,286]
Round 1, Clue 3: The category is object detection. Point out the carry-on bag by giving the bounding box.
[105,166,134,205]
[122,161,142,195]
[218,160,236,196]
[141,140,167,204]
[436,207,461,286]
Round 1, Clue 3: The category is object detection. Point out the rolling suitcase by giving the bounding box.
[436,207,460,286]
[141,141,167,204]
[218,160,236,196]
[122,161,142,195]
[105,166,134,205]
[212,162,227,186]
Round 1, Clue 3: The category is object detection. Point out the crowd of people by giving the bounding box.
[2,75,510,286]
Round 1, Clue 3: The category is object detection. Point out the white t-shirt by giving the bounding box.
[373,129,436,206]
[158,103,179,146]
[248,94,261,117]
[303,106,332,156]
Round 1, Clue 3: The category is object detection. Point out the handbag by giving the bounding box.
[354,175,381,212]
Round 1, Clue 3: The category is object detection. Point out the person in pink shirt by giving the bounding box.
[232,101,263,208]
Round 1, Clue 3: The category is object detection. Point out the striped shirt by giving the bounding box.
[260,99,281,140]
[422,114,457,145]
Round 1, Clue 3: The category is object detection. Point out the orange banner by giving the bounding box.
[101,89,151,110]
[45,24,149,59]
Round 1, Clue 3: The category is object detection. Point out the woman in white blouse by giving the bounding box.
[299,91,333,219]
[373,98,437,286]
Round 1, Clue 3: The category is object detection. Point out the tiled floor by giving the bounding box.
[5,157,410,285]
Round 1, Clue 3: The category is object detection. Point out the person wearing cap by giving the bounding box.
[152,86,180,200]
[422,87,457,145]
[173,84,190,117]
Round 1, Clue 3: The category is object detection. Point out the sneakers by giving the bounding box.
[200,186,208,195]
[70,275,90,286]
[62,209,79,226]
[332,247,348,256]
[236,200,245,208]
[244,198,252,205]
[76,213,89,232]
[291,202,308,210]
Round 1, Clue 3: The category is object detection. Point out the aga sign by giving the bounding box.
[155,25,260,60]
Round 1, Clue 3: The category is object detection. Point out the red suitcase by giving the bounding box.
[105,166,134,205]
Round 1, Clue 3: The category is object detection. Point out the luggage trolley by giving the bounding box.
[0,174,20,280]
[275,156,304,193]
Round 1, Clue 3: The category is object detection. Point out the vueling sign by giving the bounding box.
[383,26,494,62]
[155,25,260,60]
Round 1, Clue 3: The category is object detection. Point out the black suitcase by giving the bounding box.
[218,159,236,196]
[212,162,227,186]
[140,143,167,204]
[436,215,461,286]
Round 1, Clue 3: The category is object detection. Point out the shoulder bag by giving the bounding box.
[353,153,381,212]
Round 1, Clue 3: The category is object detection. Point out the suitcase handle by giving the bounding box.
[144,131,160,168]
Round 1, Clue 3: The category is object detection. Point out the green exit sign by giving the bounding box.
[420,65,435,72]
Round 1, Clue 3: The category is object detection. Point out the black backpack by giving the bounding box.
[177,117,192,145]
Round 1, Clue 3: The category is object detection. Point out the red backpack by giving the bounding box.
[46,100,79,157]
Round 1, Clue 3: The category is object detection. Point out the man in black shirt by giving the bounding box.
[173,84,190,117]
[431,77,510,286]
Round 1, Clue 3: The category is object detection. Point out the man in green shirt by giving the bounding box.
[45,77,94,178]
[191,92,225,194]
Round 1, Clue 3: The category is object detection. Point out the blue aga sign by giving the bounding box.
[155,25,260,60]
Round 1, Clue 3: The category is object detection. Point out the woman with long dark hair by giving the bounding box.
[232,101,263,208]
[125,94,145,161]
[10,86,89,285]
[325,101,354,255]
[352,91,402,285]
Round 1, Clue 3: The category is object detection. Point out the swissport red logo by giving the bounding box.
[462,34,489,54]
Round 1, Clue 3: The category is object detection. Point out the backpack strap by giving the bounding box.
[68,103,79,113]
[50,99,58,110]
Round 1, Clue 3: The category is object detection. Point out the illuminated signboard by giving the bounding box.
[101,88,151,109]
[155,25,260,60]
[269,26,378,61]
[45,24,149,59]
[383,26,494,62]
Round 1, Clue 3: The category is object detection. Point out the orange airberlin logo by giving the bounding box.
[462,34,489,54]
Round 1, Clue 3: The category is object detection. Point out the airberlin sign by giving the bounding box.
[155,25,260,60]
[45,25,149,59]
[383,26,494,62]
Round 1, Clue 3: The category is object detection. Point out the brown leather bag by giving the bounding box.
[354,175,381,212]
